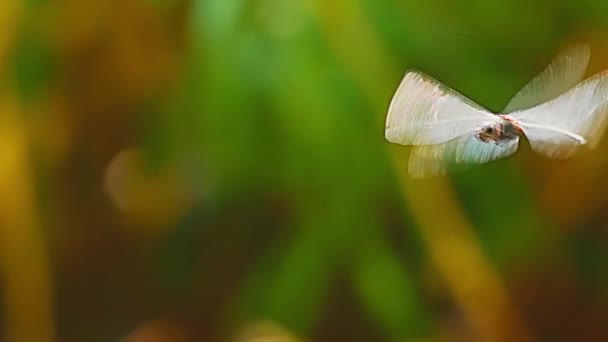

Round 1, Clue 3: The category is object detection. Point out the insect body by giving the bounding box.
[475,115,523,144]
[385,44,608,178]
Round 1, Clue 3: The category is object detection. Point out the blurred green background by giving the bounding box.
[3,0,608,341]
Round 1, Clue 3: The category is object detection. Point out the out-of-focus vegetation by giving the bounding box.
[2,0,608,341]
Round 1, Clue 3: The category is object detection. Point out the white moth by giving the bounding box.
[385,44,608,179]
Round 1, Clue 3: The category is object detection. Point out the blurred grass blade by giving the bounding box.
[353,239,430,338]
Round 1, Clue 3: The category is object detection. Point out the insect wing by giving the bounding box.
[513,71,608,158]
[408,133,520,179]
[385,70,497,146]
[505,43,590,112]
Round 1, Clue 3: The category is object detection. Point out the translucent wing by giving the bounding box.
[512,71,608,158]
[385,70,498,145]
[504,43,590,112]
[408,133,520,179]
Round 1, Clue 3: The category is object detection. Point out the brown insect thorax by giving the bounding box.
[475,114,523,144]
